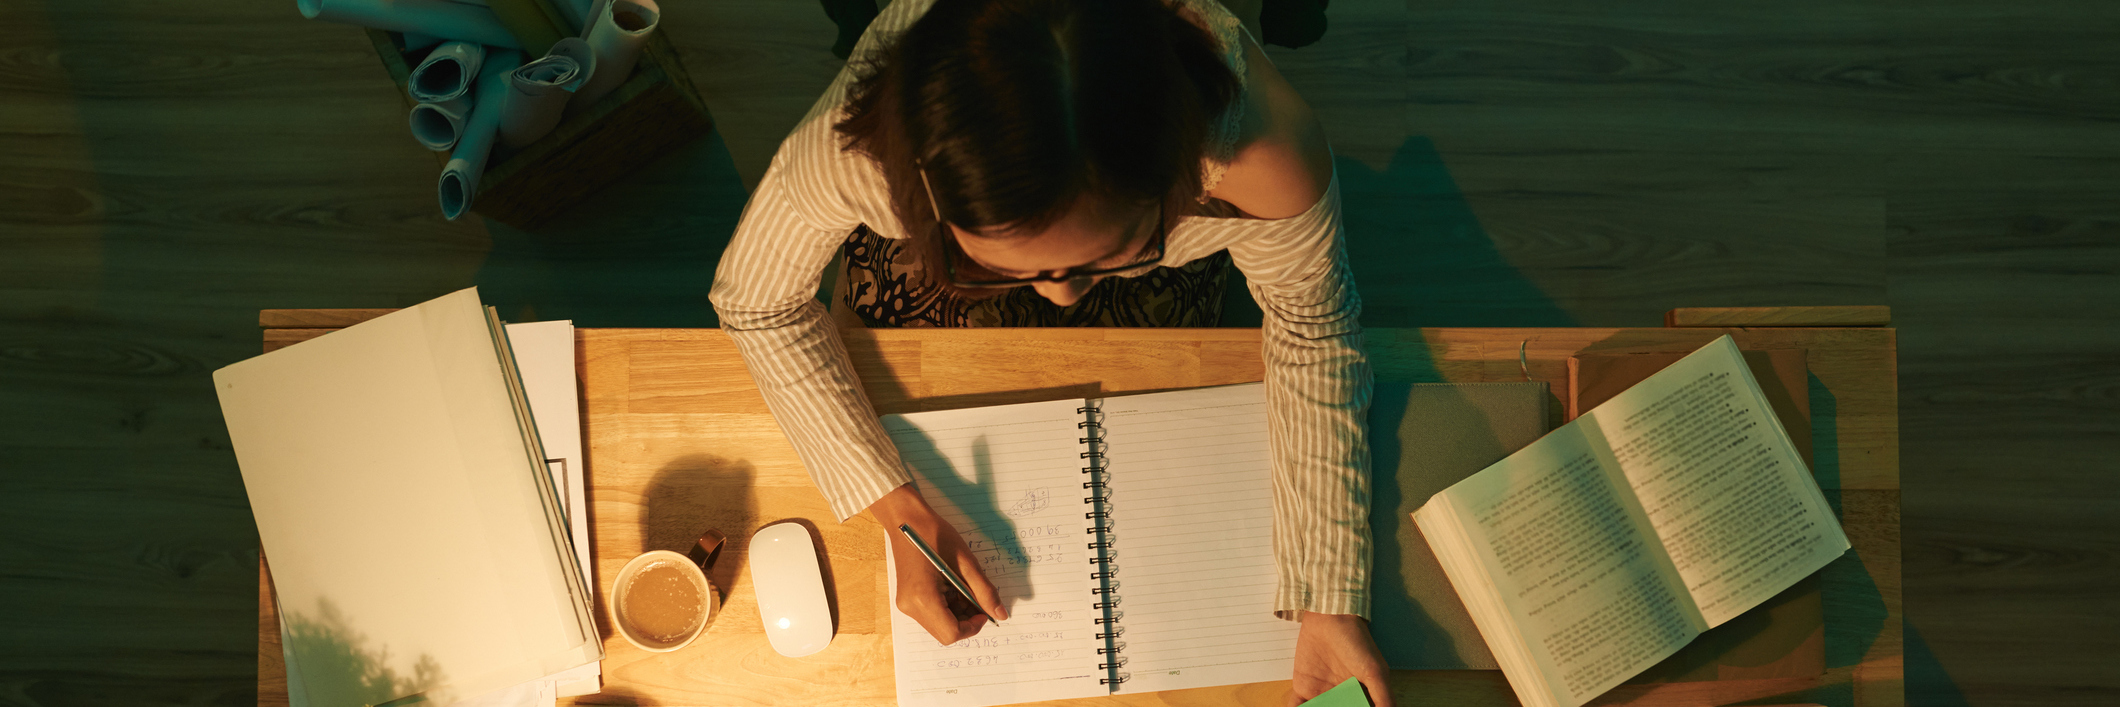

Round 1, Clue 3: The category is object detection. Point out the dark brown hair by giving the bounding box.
[834,0,1241,296]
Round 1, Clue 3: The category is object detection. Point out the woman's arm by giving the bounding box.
[711,139,1007,645]
[710,148,911,521]
[1210,21,1369,622]
[1210,28,1393,707]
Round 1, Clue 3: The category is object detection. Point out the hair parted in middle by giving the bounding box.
[834,0,1242,296]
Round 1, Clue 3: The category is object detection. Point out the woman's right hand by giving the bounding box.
[868,483,1010,645]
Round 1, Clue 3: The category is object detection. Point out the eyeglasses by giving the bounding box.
[919,164,1166,288]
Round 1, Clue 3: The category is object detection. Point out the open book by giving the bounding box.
[879,383,1298,707]
[1414,336,1849,707]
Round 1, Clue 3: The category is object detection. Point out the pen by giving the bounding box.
[897,523,1001,625]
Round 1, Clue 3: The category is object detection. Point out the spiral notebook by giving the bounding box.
[881,383,1299,707]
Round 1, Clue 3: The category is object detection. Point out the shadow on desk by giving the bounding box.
[642,454,758,620]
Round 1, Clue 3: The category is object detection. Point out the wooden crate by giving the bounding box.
[364,27,714,229]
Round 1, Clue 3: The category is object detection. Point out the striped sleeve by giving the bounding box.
[1222,169,1375,620]
[708,147,912,522]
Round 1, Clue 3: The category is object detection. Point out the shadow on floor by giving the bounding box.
[1905,621,1973,707]
[1223,136,1576,329]
[474,129,751,328]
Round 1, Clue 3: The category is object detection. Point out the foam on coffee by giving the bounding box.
[620,560,706,643]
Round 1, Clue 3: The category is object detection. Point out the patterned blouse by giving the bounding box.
[708,0,1374,620]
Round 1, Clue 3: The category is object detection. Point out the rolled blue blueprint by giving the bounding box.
[571,0,657,108]
[409,95,472,151]
[439,50,526,220]
[409,41,486,103]
[499,38,595,148]
[296,0,521,49]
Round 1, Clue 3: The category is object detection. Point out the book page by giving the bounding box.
[882,400,1109,707]
[1424,426,1703,707]
[1584,336,1850,627]
[1096,384,1301,694]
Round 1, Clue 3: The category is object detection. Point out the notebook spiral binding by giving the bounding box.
[1080,400,1129,686]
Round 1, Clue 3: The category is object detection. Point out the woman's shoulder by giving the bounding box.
[1206,30,1333,221]
[772,109,898,234]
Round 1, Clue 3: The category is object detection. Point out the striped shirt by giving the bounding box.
[709,0,1373,620]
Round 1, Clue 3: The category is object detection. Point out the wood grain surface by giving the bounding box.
[1666,307,1892,328]
[248,325,1904,707]
[5,0,2114,703]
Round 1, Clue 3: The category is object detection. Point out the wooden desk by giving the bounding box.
[257,324,1900,707]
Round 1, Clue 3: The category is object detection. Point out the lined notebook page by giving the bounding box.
[881,399,1108,707]
[1097,383,1299,694]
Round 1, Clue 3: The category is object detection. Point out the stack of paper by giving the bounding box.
[218,288,602,707]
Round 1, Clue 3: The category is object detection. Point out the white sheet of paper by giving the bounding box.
[881,400,1109,707]
[1095,383,1299,694]
[225,288,599,707]
[505,320,600,698]
[271,314,602,707]
[572,0,657,107]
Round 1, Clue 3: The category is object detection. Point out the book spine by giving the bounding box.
[1078,401,1129,687]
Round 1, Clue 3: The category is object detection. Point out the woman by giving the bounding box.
[710,0,1387,703]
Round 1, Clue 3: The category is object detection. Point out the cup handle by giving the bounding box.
[688,528,726,570]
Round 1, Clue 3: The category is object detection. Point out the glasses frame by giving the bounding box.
[918,164,1167,289]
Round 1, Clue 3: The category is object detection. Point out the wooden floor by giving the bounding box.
[3,0,2113,704]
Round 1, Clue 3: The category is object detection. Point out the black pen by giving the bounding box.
[898,523,1001,625]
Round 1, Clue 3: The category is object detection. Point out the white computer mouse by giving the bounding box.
[748,521,835,657]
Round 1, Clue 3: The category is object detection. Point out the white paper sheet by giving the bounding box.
[506,320,601,699]
[297,0,522,49]
[571,0,657,108]
[440,49,524,220]
[453,680,553,707]
[224,289,600,707]
[880,400,1110,707]
[503,321,590,590]
[499,38,594,148]
[1094,384,1299,694]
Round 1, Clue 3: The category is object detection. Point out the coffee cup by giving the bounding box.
[610,530,725,652]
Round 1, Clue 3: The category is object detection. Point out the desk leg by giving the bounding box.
[259,552,290,707]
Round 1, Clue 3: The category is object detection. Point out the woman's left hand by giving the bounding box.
[1287,612,1393,707]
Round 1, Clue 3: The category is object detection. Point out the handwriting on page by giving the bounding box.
[884,408,1107,707]
[894,498,1096,700]
[962,521,1072,578]
[1005,488,1050,517]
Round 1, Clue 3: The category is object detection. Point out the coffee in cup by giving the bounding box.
[611,548,720,652]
